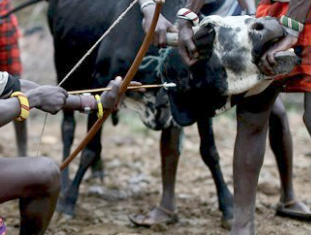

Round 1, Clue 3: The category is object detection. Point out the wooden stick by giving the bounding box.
[67,83,176,95]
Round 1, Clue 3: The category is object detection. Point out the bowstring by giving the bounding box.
[35,0,139,156]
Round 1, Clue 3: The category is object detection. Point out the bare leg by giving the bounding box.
[159,126,183,211]
[0,157,60,235]
[270,96,310,217]
[13,120,27,156]
[270,96,295,202]
[129,125,183,226]
[230,87,279,235]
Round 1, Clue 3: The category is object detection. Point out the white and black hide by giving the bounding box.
[162,15,299,126]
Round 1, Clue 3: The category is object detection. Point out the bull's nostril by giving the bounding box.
[252,22,264,31]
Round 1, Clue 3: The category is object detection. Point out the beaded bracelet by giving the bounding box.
[10,91,30,122]
[177,8,199,26]
[140,0,155,12]
[280,15,304,37]
[94,94,104,119]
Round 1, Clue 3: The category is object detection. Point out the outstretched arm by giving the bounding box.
[0,84,67,127]
[0,77,125,128]
[259,0,311,75]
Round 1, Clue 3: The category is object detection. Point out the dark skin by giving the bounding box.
[0,77,123,235]
[230,86,280,235]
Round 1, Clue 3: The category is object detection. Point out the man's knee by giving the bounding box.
[270,106,290,133]
[271,103,287,121]
[31,157,61,194]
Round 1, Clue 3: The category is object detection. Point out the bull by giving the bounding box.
[163,15,297,123]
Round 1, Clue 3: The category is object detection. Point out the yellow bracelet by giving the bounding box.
[94,94,104,119]
[10,91,30,122]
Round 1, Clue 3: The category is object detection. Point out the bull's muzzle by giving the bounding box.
[250,17,285,43]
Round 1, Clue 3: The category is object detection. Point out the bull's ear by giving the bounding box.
[271,50,300,75]
[193,24,216,61]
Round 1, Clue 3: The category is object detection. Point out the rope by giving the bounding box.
[36,0,138,156]
[139,47,172,78]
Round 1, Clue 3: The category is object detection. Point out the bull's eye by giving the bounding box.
[251,22,264,31]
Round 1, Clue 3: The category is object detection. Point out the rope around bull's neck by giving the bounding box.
[35,0,139,156]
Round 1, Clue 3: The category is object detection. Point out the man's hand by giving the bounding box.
[100,77,144,110]
[26,86,68,114]
[142,6,177,47]
[258,34,298,76]
[178,19,198,65]
[100,77,121,109]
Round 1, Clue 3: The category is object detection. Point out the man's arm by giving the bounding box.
[0,98,22,127]
[139,0,177,46]
[178,0,205,65]
[0,84,67,127]
[0,77,124,128]
[287,0,311,23]
[259,0,311,75]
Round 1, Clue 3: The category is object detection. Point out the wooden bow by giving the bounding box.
[60,0,164,170]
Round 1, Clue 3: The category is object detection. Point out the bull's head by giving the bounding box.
[163,15,299,126]
[193,15,298,95]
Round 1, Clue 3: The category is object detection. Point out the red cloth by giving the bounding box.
[257,1,311,92]
[0,0,22,76]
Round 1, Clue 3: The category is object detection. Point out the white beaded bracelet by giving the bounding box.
[140,0,156,11]
[177,8,199,26]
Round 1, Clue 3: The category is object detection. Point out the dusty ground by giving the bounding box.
[1,1,311,234]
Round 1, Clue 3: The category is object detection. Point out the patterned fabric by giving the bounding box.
[0,0,22,76]
[0,218,6,235]
[257,1,311,92]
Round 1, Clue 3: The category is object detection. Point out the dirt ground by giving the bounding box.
[1,1,311,234]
